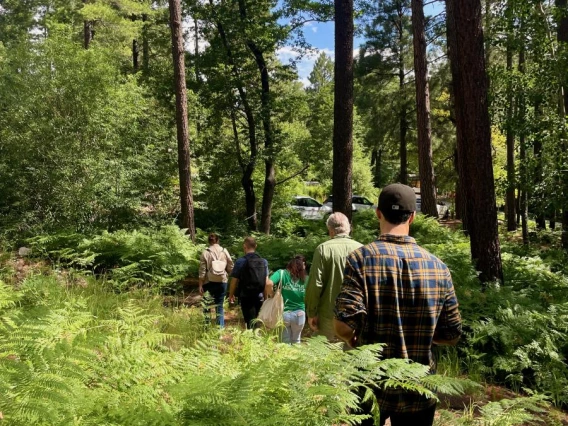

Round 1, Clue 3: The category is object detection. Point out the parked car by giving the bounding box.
[322,195,377,212]
[290,196,332,220]
[416,196,450,219]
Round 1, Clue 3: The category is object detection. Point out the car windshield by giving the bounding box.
[304,198,322,207]
[355,197,373,205]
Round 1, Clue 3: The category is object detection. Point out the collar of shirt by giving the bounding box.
[333,234,351,239]
[378,234,416,244]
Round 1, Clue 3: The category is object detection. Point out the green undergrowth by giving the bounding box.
[25,226,202,292]
[9,212,568,412]
[0,272,477,426]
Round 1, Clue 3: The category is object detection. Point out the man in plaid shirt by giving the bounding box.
[334,183,462,426]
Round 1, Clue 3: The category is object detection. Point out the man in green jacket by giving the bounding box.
[305,212,362,341]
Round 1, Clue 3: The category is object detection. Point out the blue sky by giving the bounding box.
[277,1,445,85]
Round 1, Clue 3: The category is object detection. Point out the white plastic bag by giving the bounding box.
[258,274,284,329]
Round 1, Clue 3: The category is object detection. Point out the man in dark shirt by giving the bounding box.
[334,183,462,426]
[229,236,269,329]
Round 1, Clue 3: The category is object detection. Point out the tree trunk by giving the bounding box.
[505,41,516,231]
[236,0,275,234]
[557,0,568,249]
[231,108,258,231]
[333,0,354,221]
[371,148,383,187]
[83,0,93,49]
[142,14,149,73]
[133,39,139,71]
[215,14,258,231]
[250,47,274,235]
[446,0,503,283]
[168,0,196,241]
[411,0,437,217]
[398,6,408,186]
[446,0,469,233]
[519,38,528,244]
[533,99,546,230]
[485,0,492,65]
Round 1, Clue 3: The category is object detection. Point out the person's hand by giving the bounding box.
[199,285,204,294]
[348,334,359,348]
[308,316,319,332]
[229,294,235,304]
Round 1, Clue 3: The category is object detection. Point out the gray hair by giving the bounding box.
[326,212,351,236]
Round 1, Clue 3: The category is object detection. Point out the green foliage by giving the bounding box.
[0,271,472,426]
[27,226,202,292]
[436,392,549,425]
[0,31,177,236]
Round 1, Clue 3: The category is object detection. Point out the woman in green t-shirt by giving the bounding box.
[267,255,308,344]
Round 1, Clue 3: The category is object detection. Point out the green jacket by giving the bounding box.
[305,235,363,320]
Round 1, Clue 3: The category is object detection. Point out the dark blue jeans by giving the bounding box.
[203,282,228,328]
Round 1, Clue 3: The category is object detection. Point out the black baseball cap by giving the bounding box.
[378,183,417,213]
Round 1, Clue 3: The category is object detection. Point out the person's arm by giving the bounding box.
[198,251,208,293]
[265,270,281,299]
[334,319,358,347]
[305,247,325,331]
[433,270,462,346]
[334,251,366,346]
[228,257,243,303]
[225,250,234,276]
[229,277,239,303]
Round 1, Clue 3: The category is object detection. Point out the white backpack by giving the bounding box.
[206,247,227,283]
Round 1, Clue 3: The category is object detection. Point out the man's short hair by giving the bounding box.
[208,233,219,244]
[243,236,257,250]
[326,212,351,235]
[380,209,413,225]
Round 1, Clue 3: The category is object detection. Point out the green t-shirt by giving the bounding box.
[270,269,307,312]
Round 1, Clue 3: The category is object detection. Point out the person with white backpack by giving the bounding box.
[199,233,234,327]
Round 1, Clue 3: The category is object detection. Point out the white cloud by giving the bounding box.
[277,46,335,87]
[278,46,362,87]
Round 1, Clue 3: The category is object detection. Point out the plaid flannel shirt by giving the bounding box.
[334,234,462,413]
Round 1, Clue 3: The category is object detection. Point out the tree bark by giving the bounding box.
[446,0,469,232]
[411,0,437,217]
[505,40,516,231]
[333,0,354,222]
[142,14,149,73]
[133,39,139,71]
[518,40,528,244]
[168,0,196,241]
[533,99,546,230]
[557,0,568,249]
[236,0,275,234]
[231,107,258,231]
[214,13,258,231]
[446,0,503,282]
[83,0,93,49]
[485,0,492,65]
[398,4,408,186]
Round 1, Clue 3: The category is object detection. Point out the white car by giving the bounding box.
[322,195,377,212]
[290,196,332,220]
[416,196,450,219]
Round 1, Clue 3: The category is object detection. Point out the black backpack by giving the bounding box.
[239,253,267,297]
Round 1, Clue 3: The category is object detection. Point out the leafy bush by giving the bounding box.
[27,226,202,292]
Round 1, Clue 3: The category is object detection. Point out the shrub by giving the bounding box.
[27,226,202,292]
